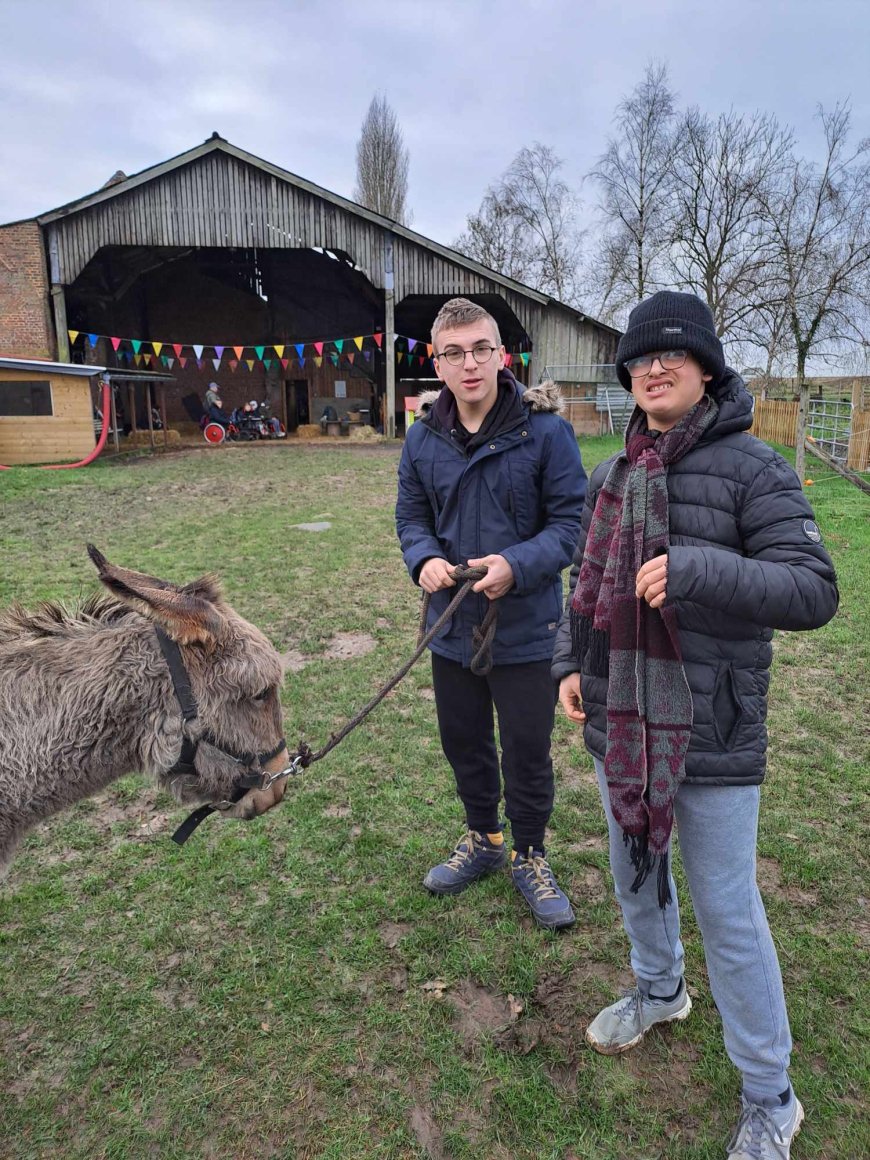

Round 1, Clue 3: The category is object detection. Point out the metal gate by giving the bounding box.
[807,398,853,461]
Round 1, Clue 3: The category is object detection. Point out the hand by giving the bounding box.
[635,555,668,609]
[559,673,586,724]
[467,554,515,600]
[419,557,457,594]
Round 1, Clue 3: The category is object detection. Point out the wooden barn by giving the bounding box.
[0,135,619,437]
[0,358,105,466]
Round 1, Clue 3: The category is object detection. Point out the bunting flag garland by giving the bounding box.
[64,326,471,378]
[521,352,530,367]
[504,354,513,368]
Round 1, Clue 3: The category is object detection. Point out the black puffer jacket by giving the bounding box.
[551,370,839,785]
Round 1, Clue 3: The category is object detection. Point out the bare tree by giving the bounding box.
[454,190,538,285]
[759,103,870,480]
[354,94,410,224]
[666,109,793,342]
[589,61,676,321]
[454,143,583,303]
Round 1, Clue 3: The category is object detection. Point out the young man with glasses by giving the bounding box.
[551,291,839,1158]
[396,297,586,928]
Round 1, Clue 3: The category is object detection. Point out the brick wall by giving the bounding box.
[0,221,54,357]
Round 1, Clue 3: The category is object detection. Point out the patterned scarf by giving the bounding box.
[570,396,719,906]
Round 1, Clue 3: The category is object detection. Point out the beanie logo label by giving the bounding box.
[662,327,683,334]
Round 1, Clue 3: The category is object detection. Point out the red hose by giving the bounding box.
[0,380,111,471]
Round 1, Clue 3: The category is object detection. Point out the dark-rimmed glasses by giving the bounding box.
[625,349,689,377]
[435,343,499,367]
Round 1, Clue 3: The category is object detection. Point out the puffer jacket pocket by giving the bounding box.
[711,663,745,749]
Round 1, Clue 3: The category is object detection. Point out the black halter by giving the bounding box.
[154,627,286,845]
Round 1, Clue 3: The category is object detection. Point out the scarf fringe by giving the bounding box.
[624,831,672,909]
[569,610,610,677]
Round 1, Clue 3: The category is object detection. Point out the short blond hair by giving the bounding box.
[431,297,501,350]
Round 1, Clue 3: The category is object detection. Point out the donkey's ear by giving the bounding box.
[87,545,224,645]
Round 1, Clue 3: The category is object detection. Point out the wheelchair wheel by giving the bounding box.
[203,422,226,444]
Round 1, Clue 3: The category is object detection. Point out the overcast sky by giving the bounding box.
[2,0,868,251]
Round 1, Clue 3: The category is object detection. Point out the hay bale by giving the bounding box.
[123,429,182,447]
[349,425,385,442]
[296,424,322,441]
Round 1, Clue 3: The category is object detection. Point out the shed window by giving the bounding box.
[0,380,53,416]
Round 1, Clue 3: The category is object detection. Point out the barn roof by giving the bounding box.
[30,134,619,336]
[0,357,106,376]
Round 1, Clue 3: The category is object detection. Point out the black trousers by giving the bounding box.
[430,652,556,852]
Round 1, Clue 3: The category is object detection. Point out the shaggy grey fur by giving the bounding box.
[0,549,288,874]
[416,379,565,416]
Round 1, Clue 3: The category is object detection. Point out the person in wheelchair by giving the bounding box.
[204,382,231,424]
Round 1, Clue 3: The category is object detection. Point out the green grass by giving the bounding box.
[0,437,867,1160]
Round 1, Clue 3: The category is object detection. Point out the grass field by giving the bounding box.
[1,438,867,1160]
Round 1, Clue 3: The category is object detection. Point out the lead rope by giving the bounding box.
[296,564,495,770]
[174,566,497,842]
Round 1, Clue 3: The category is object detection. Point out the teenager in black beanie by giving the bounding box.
[552,289,839,1159]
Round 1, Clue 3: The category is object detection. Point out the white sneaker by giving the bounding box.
[585,981,691,1055]
[727,1092,805,1159]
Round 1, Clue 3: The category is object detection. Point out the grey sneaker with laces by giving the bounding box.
[727,1093,804,1160]
[423,829,508,895]
[585,981,692,1054]
[510,848,575,929]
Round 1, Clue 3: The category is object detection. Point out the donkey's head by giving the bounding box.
[88,546,290,822]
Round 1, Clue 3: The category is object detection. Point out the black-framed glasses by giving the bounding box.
[435,343,499,367]
[625,349,688,377]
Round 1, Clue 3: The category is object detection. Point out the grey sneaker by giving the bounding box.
[585,982,692,1055]
[727,1093,805,1160]
[423,829,508,895]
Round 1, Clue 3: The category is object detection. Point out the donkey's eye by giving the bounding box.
[252,688,271,704]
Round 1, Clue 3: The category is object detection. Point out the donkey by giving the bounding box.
[0,546,289,874]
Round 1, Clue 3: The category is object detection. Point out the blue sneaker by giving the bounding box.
[423,829,508,895]
[511,849,576,929]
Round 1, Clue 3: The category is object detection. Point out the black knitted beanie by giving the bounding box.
[614,291,725,391]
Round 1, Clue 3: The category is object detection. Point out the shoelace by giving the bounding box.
[727,1100,789,1160]
[516,852,560,900]
[445,830,485,872]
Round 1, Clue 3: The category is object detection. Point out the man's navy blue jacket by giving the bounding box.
[396,370,586,667]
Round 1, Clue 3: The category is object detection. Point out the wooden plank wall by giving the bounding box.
[847,411,870,471]
[750,400,798,447]
[0,372,95,465]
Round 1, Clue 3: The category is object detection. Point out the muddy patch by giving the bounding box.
[408,1105,445,1159]
[757,856,820,907]
[322,631,376,660]
[378,920,412,949]
[447,980,523,1046]
[280,647,309,672]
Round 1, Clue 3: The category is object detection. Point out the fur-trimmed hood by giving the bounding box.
[415,377,564,418]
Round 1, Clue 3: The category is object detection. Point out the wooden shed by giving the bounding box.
[0,135,620,437]
[0,357,105,465]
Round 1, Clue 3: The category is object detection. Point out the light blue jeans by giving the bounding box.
[593,758,792,1098]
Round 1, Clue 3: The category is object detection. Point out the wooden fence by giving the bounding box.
[750,400,799,447]
[847,411,870,471]
[750,398,870,471]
